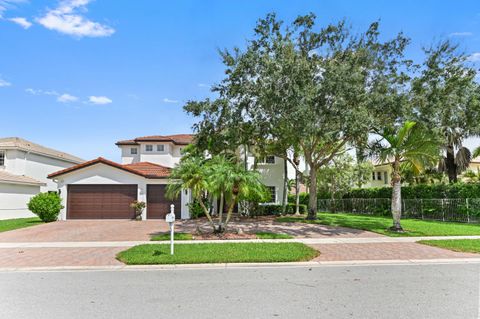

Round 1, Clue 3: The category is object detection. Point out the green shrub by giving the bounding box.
[27,192,63,222]
[187,200,208,219]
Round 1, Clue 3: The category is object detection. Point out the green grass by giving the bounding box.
[0,217,43,233]
[151,232,193,241]
[418,239,480,253]
[255,232,294,239]
[276,213,480,237]
[117,243,318,265]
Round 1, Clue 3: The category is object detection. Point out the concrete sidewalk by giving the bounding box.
[1,235,480,248]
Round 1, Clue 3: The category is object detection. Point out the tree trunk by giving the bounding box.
[218,193,224,233]
[295,169,300,215]
[197,196,216,232]
[446,145,457,183]
[281,158,288,214]
[306,165,317,220]
[390,160,403,232]
[224,194,238,228]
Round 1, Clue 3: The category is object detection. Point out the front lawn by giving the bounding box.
[277,213,480,237]
[117,243,318,265]
[418,239,480,253]
[0,217,43,233]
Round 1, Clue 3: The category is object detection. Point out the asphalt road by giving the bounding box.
[1,263,479,319]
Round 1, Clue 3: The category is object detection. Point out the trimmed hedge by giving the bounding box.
[289,183,480,204]
[27,192,63,222]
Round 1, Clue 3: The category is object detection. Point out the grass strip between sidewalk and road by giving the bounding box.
[117,242,318,265]
[276,213,480,237]
[418,239,480,253]
[0,217,43,233]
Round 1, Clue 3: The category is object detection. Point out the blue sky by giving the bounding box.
[1,0,479,161]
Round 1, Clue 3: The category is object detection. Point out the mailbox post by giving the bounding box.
[165,204,176,255]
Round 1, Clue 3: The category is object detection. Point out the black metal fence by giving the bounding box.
[317,198,480,223]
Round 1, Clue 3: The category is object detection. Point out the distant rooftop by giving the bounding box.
[0,137,84,164]
[116,134,194,146]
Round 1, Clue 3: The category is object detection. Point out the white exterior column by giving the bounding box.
[181,188,191,219]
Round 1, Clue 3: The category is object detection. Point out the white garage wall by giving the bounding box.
[0,183,38,219]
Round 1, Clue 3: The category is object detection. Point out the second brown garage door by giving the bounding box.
[67,184,137,219]
[147,184,181,219]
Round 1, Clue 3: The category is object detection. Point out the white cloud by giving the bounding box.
[36,0,115,38]
[197,83,208,88]
[163,98,178,103]
[25,88,59,95]
[9,17,31,29]
[449,32,473,37]
[0,77,11,87]
[89,95,112,104]
[57,93,78,103]
[468,52,480,62]
[0,0,24,18]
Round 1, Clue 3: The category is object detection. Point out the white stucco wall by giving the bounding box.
[53,163,190,220]
[0,183,38,219]
[120,143,184,167]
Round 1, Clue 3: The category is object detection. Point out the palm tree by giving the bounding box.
[167,155,267,233]
[166,157,217,231]
[371,121,440,231]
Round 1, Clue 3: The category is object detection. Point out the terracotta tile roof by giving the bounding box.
[116,134,194,146]
[48,157,171,179]
[0,171,46,186]
[0,137,84,164]
[123,162,171,178]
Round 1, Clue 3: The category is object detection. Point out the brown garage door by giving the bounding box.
[67,185,137,219]
[147,185,181,219]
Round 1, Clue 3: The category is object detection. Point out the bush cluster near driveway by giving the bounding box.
[418,239,480,253]
[276,213,480,237]
[117,243,318,265]
[0,217,42,233]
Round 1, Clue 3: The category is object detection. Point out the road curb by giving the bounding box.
[2,258,480,273]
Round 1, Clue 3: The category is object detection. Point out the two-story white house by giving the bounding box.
[49,134,301,220]
[0,137,84,219]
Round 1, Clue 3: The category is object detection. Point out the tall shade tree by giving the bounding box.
[412,41,480,183]
[167,155,267,233]
[370,121,440,231]
[185,13,411,220]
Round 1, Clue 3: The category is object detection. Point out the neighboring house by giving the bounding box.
[0,137,84,219]
[362,157,480,188]
[49,134,302,220]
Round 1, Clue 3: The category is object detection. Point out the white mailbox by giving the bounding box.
[166,204,175,255]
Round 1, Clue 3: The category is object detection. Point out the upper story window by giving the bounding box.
[258,155,275,164]
[145,145,153,152]
[372,172,376,180]
[130,148,138,155]
[157,144,165,152]
[0,151,4,166]
[377,172,382,180]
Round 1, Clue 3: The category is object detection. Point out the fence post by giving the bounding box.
[420,199,424,220]
[466,198,470,223]
[442,199,445,222]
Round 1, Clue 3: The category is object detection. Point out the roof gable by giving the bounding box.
[48,157,171,179]
[116,134,194,146]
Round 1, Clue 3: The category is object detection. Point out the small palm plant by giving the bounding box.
[371,121,440,231]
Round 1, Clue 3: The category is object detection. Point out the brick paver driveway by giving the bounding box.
[0,217,381,243]
[0,220,170,242]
